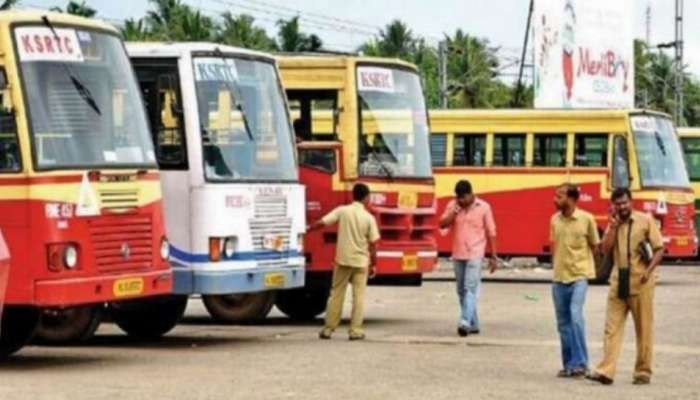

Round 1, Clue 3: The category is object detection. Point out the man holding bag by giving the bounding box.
[587,188,664,385]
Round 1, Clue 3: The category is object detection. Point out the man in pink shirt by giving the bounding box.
[440,180,498,337]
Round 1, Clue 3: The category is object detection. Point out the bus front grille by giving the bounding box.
[99,189,140,213]
[254,195,287,219]
[89,215,154,272]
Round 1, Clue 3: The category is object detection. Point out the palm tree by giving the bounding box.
[145,0,213,41]
[445,30,504,108]
[276,17,322,52]
[51,1,97,17]
[121,18,151,41]
[0,0,18,10]
[217,13,276,51]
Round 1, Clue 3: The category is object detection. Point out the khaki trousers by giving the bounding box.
[323,265,368,336]
[595,285,655,380]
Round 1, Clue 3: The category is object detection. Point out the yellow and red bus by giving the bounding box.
[0,11,175,355]
[429,109,696,271]
[276,54,437,319]
[678,127,700,245]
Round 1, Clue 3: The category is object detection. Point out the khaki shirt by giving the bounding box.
[322,202,380,268]
[608,211,663,295]
[550,208,600,283]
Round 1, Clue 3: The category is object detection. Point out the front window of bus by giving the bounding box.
[16,27,154,169]
[357,66,431,178]
[193,56,296,182]
[631,115,690,188]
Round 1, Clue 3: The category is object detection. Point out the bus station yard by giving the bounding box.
[1,262,698,400]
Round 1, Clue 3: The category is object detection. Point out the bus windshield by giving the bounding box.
[16,27,155,169]
[193,56,296,182]
[631,115,690,188]
[357,66,431,178]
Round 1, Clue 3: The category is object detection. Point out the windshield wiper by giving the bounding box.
[363,138,395,180]
[654,130,667,156]
[42,16,101,116]
[212,48,253,142]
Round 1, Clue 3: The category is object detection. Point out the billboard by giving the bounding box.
[533,0,635,109]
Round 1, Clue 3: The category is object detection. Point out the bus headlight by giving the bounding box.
[160,237,170,260]
[223,237,238,258]
[297,233,304,252]
[63,245,78,269]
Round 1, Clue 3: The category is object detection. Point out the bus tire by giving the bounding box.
[34,305,102,344]
[110,295,187,339]
[591,250,613,285]
[202,292,275,323]
[275,288,328,321]
[0,306,40,359]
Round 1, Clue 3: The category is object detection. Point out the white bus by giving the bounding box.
[127,42,305,321]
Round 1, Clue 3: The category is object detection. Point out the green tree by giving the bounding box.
[51,1,97,17]
[120,18,152,41]
[217,13,277,51]
[444,29,508,108]
[0,0,18,10]
[360,20,416,59]
[145,0,214,41]
[276,17,322,52]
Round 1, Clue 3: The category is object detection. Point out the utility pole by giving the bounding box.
[513,0,534,108]
[674,0,684,126]
[438,40,448,108]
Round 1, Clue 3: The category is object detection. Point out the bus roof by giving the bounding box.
[0,10,118,34]
[678,127,700,137]
[126,41,276,62]
[276,53,418,72]
[428,108,672,121]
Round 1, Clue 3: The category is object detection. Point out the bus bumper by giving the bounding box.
[171,262,305,295]
[34,269,173,307]
[375,250,438,275]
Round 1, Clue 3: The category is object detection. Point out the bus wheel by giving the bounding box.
[34,305,102,344]
[202,292,275,323]
[0,306,40,359]
[275,288,328,321]
[110,295,187,339]
[591,250,613,285]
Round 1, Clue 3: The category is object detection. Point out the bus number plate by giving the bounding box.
[398,192,418,209]
[113,278,144,298]
[401,255,418,272]
[676,237,689,246]
[264,273,286,288]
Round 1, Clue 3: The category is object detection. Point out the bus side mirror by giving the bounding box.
[0,68,7,90]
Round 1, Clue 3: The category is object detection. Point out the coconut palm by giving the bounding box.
[217,13,276,51]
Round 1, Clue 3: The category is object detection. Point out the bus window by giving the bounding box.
[533,134,567,167]
[682,138,700,182]
[287,90,337,142]
[133,60,188,170]
[430,133,447,167]
[453,134,486,166]
[493,134,525,167]
[0,67,19,172]
[299,148,336,173]
[574,134,608,167]
[612,136,630,188]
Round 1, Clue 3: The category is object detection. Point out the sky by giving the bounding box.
[19,0,700,79]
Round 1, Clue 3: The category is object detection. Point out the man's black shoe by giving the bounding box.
[457,326,469,337]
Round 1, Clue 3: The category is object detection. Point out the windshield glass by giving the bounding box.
[194,56,296,182]
[357,66,431,178]
[631,115,690,188]
[16,26,155,169]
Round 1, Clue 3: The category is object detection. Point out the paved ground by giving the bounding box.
[1,265,699,400]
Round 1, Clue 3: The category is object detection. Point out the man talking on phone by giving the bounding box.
[587,188,664,385]
[440,180,498,337]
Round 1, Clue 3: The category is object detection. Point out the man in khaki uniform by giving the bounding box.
[308,183,380,341]
[587,188,664,385]
[550,184,600,378]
